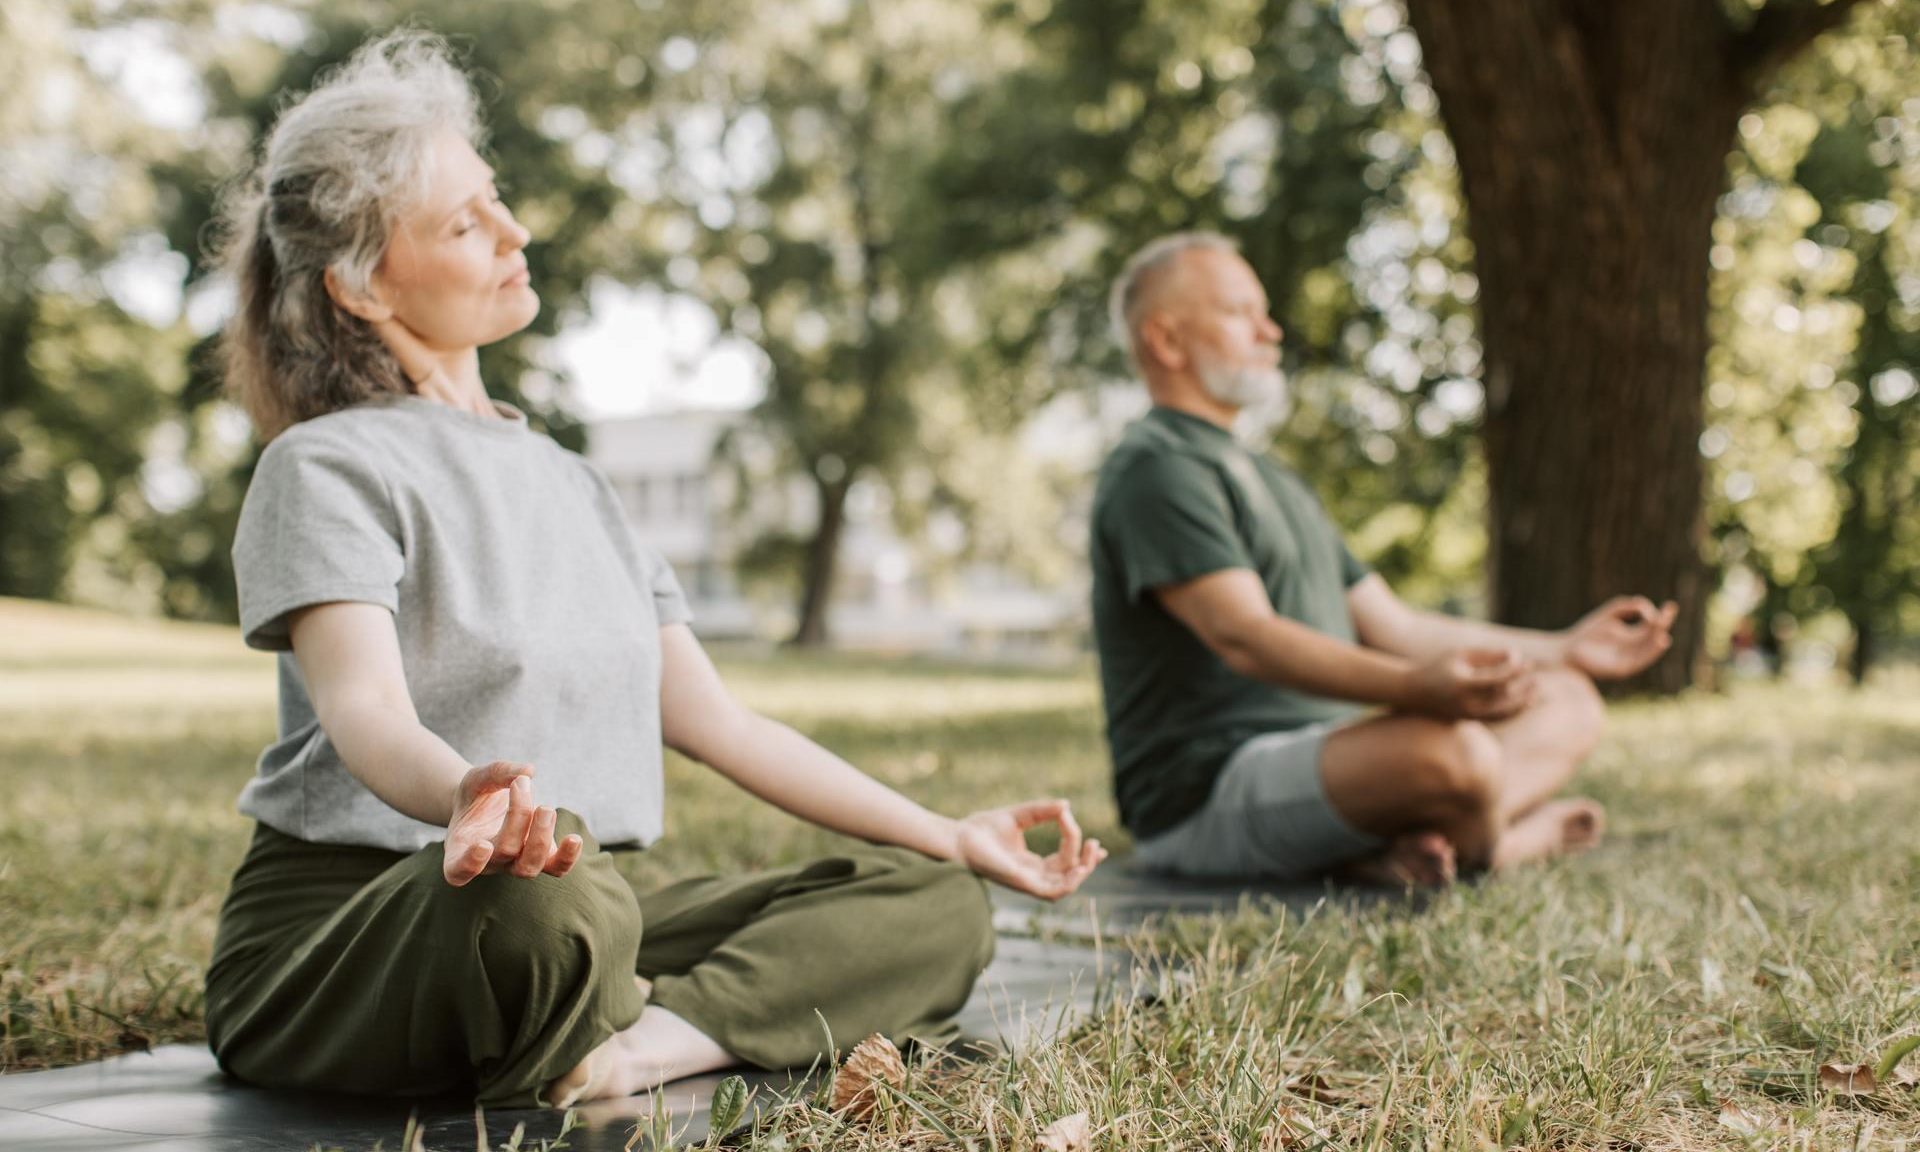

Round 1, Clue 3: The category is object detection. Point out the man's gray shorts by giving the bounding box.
[1133,723,1384,880]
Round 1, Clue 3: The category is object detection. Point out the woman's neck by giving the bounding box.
[413,347,498,418]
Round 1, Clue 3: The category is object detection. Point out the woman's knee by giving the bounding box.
[448,858,642,977]
[889,858,996,977]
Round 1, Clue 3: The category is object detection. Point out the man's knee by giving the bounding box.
[1538,668,1607,751]
[1416,720,1502,814]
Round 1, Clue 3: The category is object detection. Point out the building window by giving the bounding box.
[676,474,705,518]
[621,477,651,520]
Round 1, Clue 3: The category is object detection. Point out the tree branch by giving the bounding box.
[1732,0,1871,90]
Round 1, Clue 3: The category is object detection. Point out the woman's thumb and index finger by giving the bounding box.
[461,760,535,800]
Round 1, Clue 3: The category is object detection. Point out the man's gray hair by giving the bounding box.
[213,29,485,440]
[1108,231,1239,368]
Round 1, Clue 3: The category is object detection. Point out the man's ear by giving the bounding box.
[323,266,395,323]
[1138,313,1186,373]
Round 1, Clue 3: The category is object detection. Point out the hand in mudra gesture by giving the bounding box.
[444,761,584,887]
[1565,596,1678,681]
[955,799,1106,901]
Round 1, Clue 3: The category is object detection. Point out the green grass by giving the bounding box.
[3,596,1918,1149]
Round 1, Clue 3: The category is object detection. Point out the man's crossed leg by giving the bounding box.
[1322,667,1608,886]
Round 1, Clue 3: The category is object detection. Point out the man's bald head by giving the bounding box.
[1109,231,1240,373]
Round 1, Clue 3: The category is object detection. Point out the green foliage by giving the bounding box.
[0,0,202,609]
[931,0,1485,595]
[0,0,1908,672]
[1707,2,1920,673]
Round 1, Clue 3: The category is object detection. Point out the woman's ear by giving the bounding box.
[323,266,395,323]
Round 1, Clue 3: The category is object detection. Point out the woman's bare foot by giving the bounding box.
[542,1044,612,1109]
[1492,797,1606,869]
[541,982,737,1108]
[1338,831,1458,888]
[542,975,656,1108]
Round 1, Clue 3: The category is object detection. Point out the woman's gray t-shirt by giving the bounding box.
[231,395,689,853]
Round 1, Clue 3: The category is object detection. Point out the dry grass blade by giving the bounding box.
[1258,1104,1323,1150]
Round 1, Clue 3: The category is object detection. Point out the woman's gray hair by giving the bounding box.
[213,29,485,440]
[1108,231,1239,371]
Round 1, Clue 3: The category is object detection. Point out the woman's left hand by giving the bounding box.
[954,799,1106,901]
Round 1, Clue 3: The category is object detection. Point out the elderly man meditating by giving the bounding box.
[1091,232,1677,886]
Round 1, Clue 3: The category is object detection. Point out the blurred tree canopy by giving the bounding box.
[1708,0,1920,682]
[0,0,1911,679]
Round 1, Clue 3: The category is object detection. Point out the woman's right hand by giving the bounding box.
[443,761,584,887]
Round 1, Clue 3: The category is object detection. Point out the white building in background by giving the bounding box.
[586,405,1111,655]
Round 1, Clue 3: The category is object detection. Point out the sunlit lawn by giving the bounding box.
[3,596,1917,1149]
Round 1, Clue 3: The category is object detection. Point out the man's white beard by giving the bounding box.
[1197,362,1286,409]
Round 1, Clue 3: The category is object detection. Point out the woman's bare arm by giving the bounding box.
[657,624,1103,900]
[287,601,580,885]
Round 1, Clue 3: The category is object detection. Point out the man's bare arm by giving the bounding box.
[1156,569,1533,720]
[1347,574,1678,682]
[1346,574,1568,664]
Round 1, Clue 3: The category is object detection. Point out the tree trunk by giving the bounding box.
[790,473,853,647]
[1846,611,1872,687]
[1405,0,1766,693]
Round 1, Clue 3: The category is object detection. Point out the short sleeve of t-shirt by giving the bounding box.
[232,432,405,651]
[643,548,693,627]
[1100,451,1253,603]
[1337,536,1371,588]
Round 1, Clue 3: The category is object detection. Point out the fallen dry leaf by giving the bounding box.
[1282,1070,1349,1105]
[1718,1099,1765,1134]
[830,1033,906,1119]
[1818,1062,1879,1097]
[1035,1110,1091,1152]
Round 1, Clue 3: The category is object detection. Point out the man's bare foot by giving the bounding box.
[1339,831,1458,888]
[1492,798,1606,869]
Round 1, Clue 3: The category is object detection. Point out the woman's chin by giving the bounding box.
[481,293,541,345]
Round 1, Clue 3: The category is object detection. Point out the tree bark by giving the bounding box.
[1404,0,1773,693]
[790,472,853,647]
[1846,611,1872,686]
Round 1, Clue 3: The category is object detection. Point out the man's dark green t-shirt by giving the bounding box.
[1090,406,1371,840]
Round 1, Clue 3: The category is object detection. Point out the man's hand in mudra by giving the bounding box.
[1564,596,1679,681]
[444,761,585,887]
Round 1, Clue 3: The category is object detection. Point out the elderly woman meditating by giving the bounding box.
[203,30,1104,1109]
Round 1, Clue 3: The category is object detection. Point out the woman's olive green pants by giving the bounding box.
[204,813,996,1107]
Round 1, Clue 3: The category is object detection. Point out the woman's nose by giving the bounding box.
[495,202,531,251]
